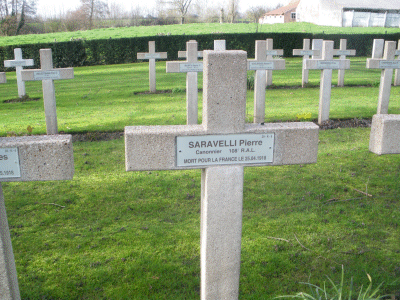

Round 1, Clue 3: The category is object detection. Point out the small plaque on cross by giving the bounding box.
[0,148,20,179]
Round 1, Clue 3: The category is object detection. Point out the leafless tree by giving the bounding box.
[164,0,193,24]
[0,0,36,35]
[79,0,108,30]
[246,6,269,32]
[227,0,238,23]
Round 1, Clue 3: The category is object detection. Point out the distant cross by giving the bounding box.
[0,134,74,300]
[0,72,5,84]
[366,41,400,114]
[137,41,168,93]
[214,40,226,51]
[248,40,285,123]
[265,39,284,87]
[292,39,321,87]
[125,50,318,299]
[21,49,74,135]
[4,48,34,98]
[333,39,356,87]
[167,40,203,125]
[304,40,351,124]
[312,39,323,59]
[394,40,400,86]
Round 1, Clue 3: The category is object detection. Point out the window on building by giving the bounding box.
[291,12,296,19]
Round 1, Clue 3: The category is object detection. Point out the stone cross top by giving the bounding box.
[264,39,284,87]
[0,72,5,84]
[137,41,168,93]
[0,135,74,300]
[167,40,203,125]
[21,49,74,135]
[366,41,400,114]
[125,50,319,299]
[292,39,321,87]
[333,39,356,87]
[248,40,285,123]
[304,40,350,124]
[4,48,34,98]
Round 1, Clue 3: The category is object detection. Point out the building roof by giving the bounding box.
[333,0,400,10]
[265,0,300,16]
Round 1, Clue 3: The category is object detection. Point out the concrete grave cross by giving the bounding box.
[248,40,285,123]
[167,40,203,125]
[312,39,323,59]
[0,72,5,84]
[333,39,356,87]
[21,49,74,135]
[394,40,400,86]
[304,40,350,124]
[125,50,319,299]
[264,39,284,87]
[366,41,400,114]
[292,39,321,87]
[0,135,74,300]
[4,48,34,98]
[213,40,226,51]
[137,41,168,93]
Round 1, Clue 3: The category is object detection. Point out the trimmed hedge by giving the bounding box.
[1,32,400,71]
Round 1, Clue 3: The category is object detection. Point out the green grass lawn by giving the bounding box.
[1,55,400,298]
[1,57,399,136]
[1,22,399,47]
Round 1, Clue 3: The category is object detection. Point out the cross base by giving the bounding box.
[369,114,400,155]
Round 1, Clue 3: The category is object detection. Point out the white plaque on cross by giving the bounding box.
[137,41,168,93]
[304,40,350,124]
[333,39,356,87]
[0,135,74,300]
[3,48,34,98]
[247,40,285,123]
[166,40,203,125]
[293,39,321,87]
[21,49,74,135]
[125,50,319,299]
[366,41,400,114]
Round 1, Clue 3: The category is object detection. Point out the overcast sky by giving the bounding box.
[36,0,290,18]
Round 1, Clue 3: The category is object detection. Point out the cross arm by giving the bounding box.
[266,50,284,56]
[0,135,74,182]
[166,61,203,73]
[293,49,320,56]
[21,68,74,81]
[178,51,203,58]
[4,59,34,68]
[137,52,168,60]
[304,59,350,70]
[366,59,400,69]
[247,59,285,71]
[124,122,319,171]
[333,49,356,56]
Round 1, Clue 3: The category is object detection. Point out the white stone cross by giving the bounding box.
[304,40,350,124]
[333,39,356,87]
[137,41,168,93]
[3,48,34,98]
[248,40,285,123]
[214,40,226,51]
[366,41,400,115]
[167,40,203,125]
[0,135,74,300]
[292,39,321,87]
[20,49,74,135]
[0,72,5,84]
[125,50,319,299]
[394,39,400,86]
[264,39,284,87]
[312,39,323,59]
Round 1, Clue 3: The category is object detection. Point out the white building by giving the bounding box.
[296,0,400,27]
[259,0,300,24]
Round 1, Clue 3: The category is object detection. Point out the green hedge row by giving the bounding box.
[1,32,400,71]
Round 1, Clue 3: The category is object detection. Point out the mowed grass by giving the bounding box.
[0,55,400,298]
[1,57,399,136]
[3,128,400,299]
[0,22,399,47]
